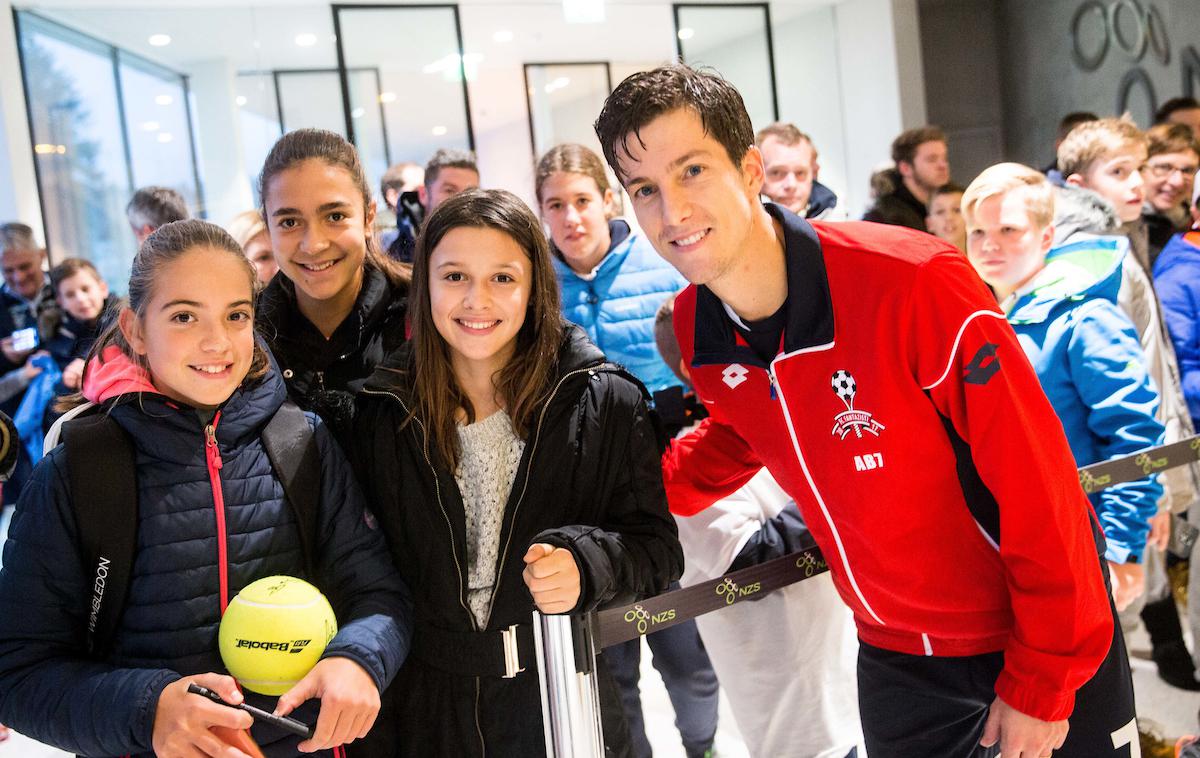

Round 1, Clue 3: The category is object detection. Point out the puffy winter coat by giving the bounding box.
[257,262,409,407]
[0,353,412,758]
[554,220,687,394]
[1054,185,1200,515]
[1006,238,1164,562]
[343,324,683,757]
[1155,231,1200,424]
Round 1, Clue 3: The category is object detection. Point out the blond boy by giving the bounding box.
[1058,117,1147,235]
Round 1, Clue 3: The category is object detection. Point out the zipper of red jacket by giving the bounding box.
[205,413,230,614]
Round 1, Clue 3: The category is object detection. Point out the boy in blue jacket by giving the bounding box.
[965,162,1164,612]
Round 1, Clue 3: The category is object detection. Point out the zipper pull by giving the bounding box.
[767,367,778,401]
[205,423,223,470]
[315,370,325,392]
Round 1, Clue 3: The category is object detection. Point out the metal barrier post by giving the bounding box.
[533,611,605,758]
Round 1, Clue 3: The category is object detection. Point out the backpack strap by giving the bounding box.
[62,411,137,659]
[261,399,320,581]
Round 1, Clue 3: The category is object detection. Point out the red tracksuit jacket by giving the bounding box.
[664,207,1113,721]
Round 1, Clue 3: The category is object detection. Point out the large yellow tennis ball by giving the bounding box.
[218,576,337,696]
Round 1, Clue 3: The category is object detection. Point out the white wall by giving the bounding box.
[0,2,44,241]
[189,58,254,224]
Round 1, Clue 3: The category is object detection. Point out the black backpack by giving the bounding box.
[61,399,321,659]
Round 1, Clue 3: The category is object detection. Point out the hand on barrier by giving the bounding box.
[152,673,254,758]
[274,657,380,753]
[979,696,1068,757]
[1147,511,1171,552]
[1108,560,1145,612]
[523,543,581,614]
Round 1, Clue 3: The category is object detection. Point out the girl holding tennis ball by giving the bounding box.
[0,219,411,757]
[343,189,682,755]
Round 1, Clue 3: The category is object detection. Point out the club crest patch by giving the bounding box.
[830,370,885,439]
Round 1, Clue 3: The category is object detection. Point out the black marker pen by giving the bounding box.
[187,683,315,739]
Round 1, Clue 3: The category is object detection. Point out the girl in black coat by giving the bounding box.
[255,129,410,409]
[344,189,682,757]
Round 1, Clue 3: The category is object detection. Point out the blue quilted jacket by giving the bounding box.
[1007,237,1164,563]
[554,220,687,394]
[0,364,412,757]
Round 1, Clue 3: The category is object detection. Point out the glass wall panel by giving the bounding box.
[236,73,282,199]
[16,12,136,286]
[118,54,201,214]
[277,70,346,135]
[674,3,778,129]
[524,62,612,161]
[334,5,474,201]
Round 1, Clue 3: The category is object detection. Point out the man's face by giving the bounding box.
[759,136,816,214]
[617,108,763,288]
[966,191,1053,297]
[1071,146,1147,224]
[1167,108,1200,142]
[901,140,951,194]
[926,191,966,252]
[422,167,479,213]
[1142,150,1199,214]
[1,247,45,300]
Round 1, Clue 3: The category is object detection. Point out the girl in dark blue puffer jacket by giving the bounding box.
[0,219,411,758]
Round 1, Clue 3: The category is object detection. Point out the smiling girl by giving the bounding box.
[0,220,410,758]
[257,129,410,409]
[343,189,682,756]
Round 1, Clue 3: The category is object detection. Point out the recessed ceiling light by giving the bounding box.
[563,0,605,24]
[294,33,317,47]
[431,125,448,136]
[235,95,247,107]
[157,132,174,143]
[378,92,397,104]
[154,94,174,106]
[140,121,160,131]
[493,29,513,43]
[351,107,365,119]
[148,34,171,47]
[677,27,694,40]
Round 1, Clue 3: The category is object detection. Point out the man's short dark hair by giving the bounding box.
[1057,112,1099,142]
[929,182,966,204]
[1155,97,1200,126]
[594,64,754,183]
[424,149,478,188]
[126,186,188,231]
[890,126,947,167]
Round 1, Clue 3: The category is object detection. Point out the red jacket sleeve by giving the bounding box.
[905,252,1113,721]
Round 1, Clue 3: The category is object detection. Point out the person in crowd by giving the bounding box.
[654,293,863,758]
[1044,111,1099,180]
[1142,123,1199,265]
[596,63,1135,757]
[755,122,841,220]
[0,223,59,505]
[40,258,114,432]
[341,188,682,756]
[1155,181,1200,424]
[255,128,410,411]
[387,149,481,263]
[0,218,411,758]
[535,143,716,758]
[379,161,425,252]
[863,125,950,230]
[1156,96,1200,141]
[227,209,278,286]
[963,163,1164,612]
[926,182,966,253]
[126,186,188,246]
[1052,178,1200,689]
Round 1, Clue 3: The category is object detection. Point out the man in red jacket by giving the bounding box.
[595,64,1135,758]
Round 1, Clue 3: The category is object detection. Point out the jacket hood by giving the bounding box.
[1052,185,1121,246]
[362,322,607,395]
[81,345,159,402]
[1155,231,1200,277]
[1008,237,1127,325]
[807,180,839,217]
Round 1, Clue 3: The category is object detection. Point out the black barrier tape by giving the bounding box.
[596,436,1200,650]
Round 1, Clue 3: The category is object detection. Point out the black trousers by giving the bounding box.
[857,607,1137,757]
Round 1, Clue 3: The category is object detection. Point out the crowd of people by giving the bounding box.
[0,67,1198,758]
